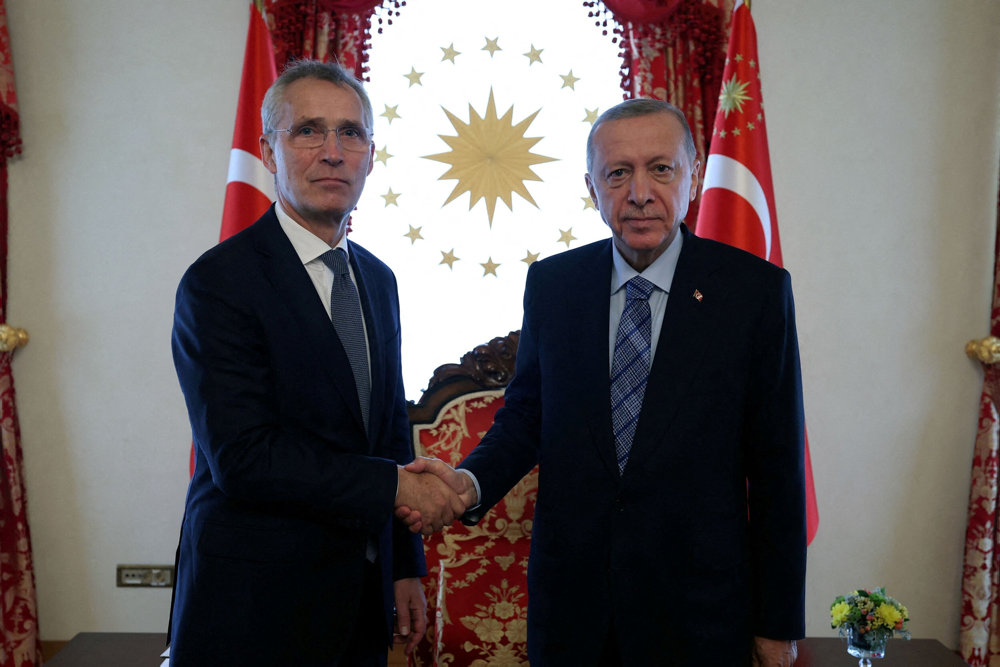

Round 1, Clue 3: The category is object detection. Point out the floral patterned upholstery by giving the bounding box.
[406,333,535,666]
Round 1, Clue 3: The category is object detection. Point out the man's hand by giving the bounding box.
[395,462,466,535]
[392,577,427,655]
[395,457,478,534]
[752,637,797,667]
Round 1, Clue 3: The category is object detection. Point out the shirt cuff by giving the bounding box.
[457,468,482,510]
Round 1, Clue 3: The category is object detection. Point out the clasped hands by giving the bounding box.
[395,457,477,535]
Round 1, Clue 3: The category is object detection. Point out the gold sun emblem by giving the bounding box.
[423,90,556,226]
[718,76,752,117]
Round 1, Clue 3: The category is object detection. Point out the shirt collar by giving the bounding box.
[274,201,349,266]
[610,229,684,296]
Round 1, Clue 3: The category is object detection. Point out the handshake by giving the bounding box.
[395,457,478,535]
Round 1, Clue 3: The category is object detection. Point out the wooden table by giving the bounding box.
[44,632,410,666]
[44,633,967,665]
[797,637,969,666]
[45,633,167,666]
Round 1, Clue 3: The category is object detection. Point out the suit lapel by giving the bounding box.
[568,242,618,477]
[349,247,385,452]
[250,210,368,436]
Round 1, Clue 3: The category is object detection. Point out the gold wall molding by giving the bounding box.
[0,324,28,352]
[967,336,1000,365]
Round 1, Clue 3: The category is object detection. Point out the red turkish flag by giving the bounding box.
[696,0,818,544]
[191,3,277,476]
[220,2,278,241]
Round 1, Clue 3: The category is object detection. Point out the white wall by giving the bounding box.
[5,0,999,648]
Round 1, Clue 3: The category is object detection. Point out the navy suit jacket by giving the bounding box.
[168,207,424,666]
[460,225,806,665]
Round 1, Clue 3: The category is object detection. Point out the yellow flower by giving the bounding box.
[876,603,902,629]
[831,601,851,627]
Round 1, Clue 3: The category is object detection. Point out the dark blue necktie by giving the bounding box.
[611,276,655,474]
[321,248,370,434]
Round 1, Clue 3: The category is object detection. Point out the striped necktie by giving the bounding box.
[321,248,370,434]
[611,276,655,474]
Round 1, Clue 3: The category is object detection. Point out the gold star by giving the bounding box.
[749,59,757,69]
[480,257,500,277]
[582,195,596,210]
[719,129,727,138]
[423,89,557,226]
[380,104,401,124]
[482,37,501,57]
[404,66,424,87]
[560,70,580,90]
[403,225,423,244]
[381,188,400,206]
[735,54,744,62]
[732,128,741,136]
[523,44,543,65]
[747,121,756,131]
[583,108,599,124]
[440,43,460,63]
[558,228,577,247]
[522,250,540,265]
[375,146,393,166]
[440,248,459,269]
[718,76,752,117]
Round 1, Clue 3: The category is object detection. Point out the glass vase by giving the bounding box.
[845,626,888,666]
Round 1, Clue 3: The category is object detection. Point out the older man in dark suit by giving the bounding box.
[403,98,806,666]
[167,60,463,666]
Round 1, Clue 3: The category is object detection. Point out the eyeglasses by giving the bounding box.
[269,122,372,152]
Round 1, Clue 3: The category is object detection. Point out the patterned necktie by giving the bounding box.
[611,276,655,474]
[321,248,371,434]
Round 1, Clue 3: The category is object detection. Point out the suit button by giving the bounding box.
[614,498,624,512]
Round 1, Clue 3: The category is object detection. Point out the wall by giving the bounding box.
[5,0,1000,648]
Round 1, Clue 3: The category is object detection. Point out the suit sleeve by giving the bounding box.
[172,260,399,535]
[745,268,807,639]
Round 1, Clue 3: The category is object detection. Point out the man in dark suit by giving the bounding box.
[402,99,806,666]
[168,60,463,666]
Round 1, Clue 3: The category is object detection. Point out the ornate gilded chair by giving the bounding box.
[407,331,536,667]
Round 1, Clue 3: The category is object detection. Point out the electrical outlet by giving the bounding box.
[116,565,174,588]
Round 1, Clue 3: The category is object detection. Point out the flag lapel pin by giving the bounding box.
[693,289,704,302]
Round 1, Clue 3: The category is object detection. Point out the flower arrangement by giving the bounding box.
[830,587,911,643]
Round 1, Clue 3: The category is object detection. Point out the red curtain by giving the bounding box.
[960,173,1000,667]
[0,2,41,665]
[588,0,733,228]
[260,0,399,77]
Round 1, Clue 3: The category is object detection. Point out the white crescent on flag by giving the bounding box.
[701,153,771,260]
[226,147,276,200]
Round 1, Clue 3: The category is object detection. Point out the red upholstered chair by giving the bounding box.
[406,331,536,667]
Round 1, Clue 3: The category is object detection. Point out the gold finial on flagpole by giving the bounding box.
[967,336,1000,364]
[0,324,28,352]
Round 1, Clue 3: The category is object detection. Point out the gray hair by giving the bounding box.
[586,98,697,172]
[261,59,374,137]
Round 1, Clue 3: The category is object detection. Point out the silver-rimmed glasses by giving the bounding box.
[269,122,372,152]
